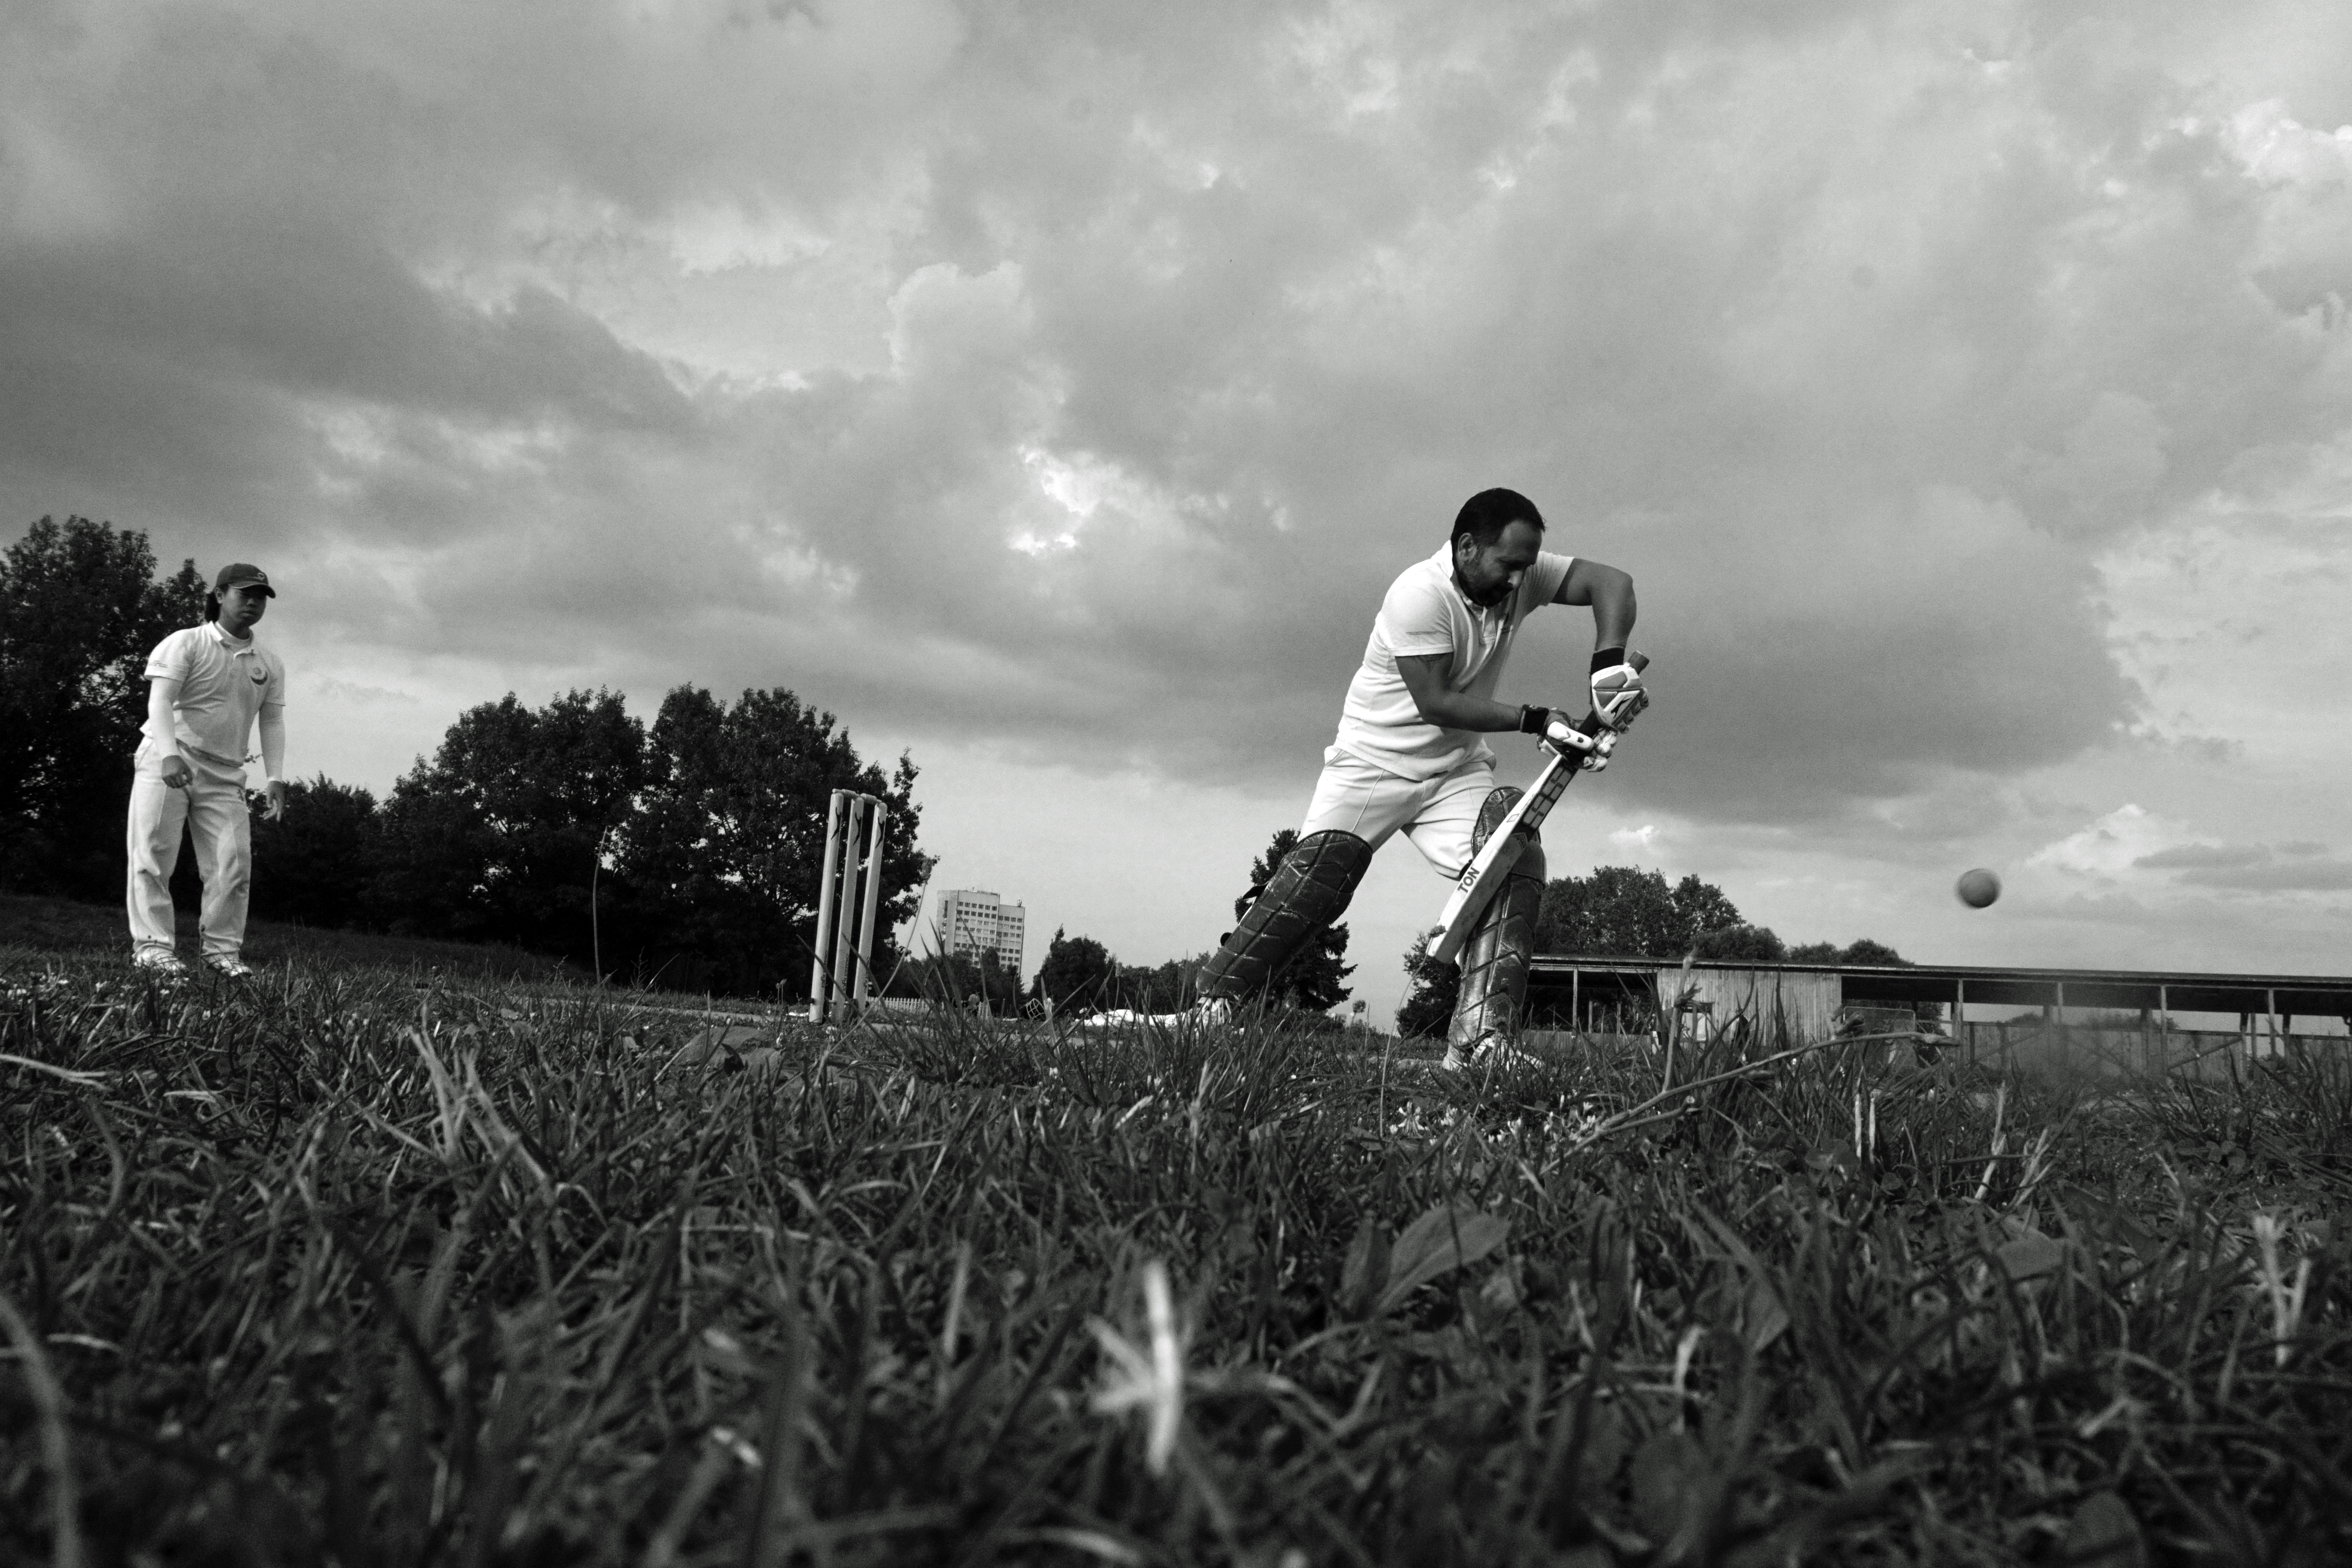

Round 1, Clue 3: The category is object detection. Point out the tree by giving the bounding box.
[1839,937,1907,967]
[1111,954,1208,1012]
[1033,928,1115,1011]
[367,690,646,958]
[0,516,207,898]
[1788,936,1909,967]
[624,685,930,997]
[250,777,381,929]
[1536,866,1753,959]
[365,784,497,942]
[1540,867,1688,957]
[1671,874,1744,941]
[1395,931,1459,1039]
[1232,829,1354,1011]
[1692,923,1787,962]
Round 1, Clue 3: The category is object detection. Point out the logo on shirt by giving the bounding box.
[250,671,269,685]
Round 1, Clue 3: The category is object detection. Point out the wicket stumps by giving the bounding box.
[809,790,889,1024]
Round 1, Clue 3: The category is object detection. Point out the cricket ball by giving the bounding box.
[1955,868,2001,908]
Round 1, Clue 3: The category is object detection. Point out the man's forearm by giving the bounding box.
[1588,570,1636,652]
[259,708,286,781]
[1556,560,1637,651]
[1412,690,1528,733]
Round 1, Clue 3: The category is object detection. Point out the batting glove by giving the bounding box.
[1589,650,1646,729]
[1537,712,1605,769]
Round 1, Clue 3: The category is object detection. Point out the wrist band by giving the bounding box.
[1518,704,1549,734]
[1590,646,1627,674]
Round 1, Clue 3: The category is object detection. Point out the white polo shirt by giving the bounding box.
[142,622,287,774]
[1330,543,1575,780]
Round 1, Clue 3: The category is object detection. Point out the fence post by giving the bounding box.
[2158,983,2170,1076]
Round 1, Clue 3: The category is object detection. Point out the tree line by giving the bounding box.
[2,517,209,894]
[2,516,929,996]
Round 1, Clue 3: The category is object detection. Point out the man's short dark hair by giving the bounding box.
[1451,488,1545,548]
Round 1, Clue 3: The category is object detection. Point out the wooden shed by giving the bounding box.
[1661,963,1842,1045]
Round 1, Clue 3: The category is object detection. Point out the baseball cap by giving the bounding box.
[213,563,276,597]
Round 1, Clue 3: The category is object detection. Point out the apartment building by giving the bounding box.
[933,888,1027,969]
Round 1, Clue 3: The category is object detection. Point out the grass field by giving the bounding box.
[3,925,2349,1564]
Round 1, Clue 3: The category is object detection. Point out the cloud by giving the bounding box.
[2134,837,2352,891]
[2180,860,2352,892]
[5,0,2352,855]
[2135,842,2268,870]
[2030,804,2192,877]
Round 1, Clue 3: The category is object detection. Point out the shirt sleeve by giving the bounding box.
[143,630,191,681]
[265,654,287,707]
[1376,570,1457,657]
[1526,549,1576,614]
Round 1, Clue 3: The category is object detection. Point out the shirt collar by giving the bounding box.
[205,621,258,653]
[1431,544,1472,604]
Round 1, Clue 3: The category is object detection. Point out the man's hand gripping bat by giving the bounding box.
[1428,652,1650,967]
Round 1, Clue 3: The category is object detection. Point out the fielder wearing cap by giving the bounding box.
[125,563,288,978]
[1194,489,1641,1069]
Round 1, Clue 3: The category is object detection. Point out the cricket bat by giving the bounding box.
[1429,653,1649,966]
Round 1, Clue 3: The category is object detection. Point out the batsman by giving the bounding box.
[1197,488,1642,1069]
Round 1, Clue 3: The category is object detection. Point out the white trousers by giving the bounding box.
[125,745,252,960]
[1298,747,1499,880]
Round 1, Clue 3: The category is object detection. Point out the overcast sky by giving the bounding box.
[8,0,2352,1019]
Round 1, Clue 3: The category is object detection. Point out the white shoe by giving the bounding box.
[134,948,188,977]
[1190,997,1237,1027]
[205,955,255,979]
